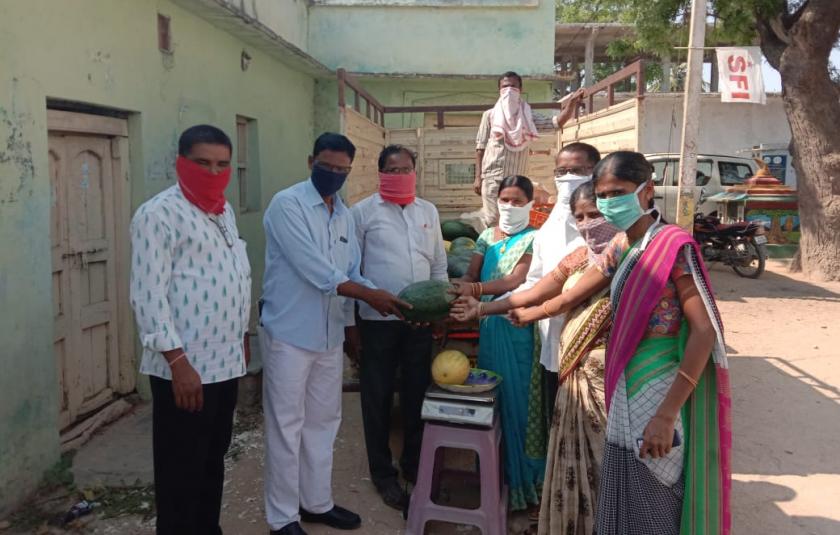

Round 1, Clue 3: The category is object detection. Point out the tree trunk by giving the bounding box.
[760,0,840,281]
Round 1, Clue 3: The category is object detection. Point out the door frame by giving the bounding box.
[46,109,136,395]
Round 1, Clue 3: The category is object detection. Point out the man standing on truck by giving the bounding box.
[347,144,448,511]
[474,72,584,228]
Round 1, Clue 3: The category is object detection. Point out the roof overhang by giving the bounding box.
[170,0,334,78]
[555,23,635,62]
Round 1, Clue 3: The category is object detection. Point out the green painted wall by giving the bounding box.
[0,0,315,514]
[308,1,556,76]
[0,0,557,514]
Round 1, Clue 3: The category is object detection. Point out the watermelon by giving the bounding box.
[447,249,474,279]
[397,279,456,322]
[441,220,479,241]
[450,237,476,252]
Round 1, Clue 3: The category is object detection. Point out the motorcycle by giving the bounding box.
[693,211,768,278]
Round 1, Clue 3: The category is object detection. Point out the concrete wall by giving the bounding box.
[308,0,555,75]
[639,93,791,157]
[0,0,315,514]
[215,0,311,52]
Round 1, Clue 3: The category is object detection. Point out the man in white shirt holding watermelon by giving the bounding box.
[348,145,448,510]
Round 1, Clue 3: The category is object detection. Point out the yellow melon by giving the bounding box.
[432,350,471,385]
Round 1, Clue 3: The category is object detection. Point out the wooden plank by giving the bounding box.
[388,129,419,145]
[560,99,639,155]
[60,398,132,452]
[417,128,426,197]
[110,137,135,394]
[337,68,347,108]
[424,113,482,129]
[340,70,386,114]
[341,106,385,205]
[47,110,128,137]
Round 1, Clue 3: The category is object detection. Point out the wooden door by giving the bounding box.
[49,127,123,429]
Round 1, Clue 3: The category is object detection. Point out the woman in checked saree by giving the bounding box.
[510,151,732,535]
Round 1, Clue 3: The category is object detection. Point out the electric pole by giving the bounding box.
[675,0,708,230]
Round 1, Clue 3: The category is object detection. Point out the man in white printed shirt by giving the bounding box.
[260,133,409,535]
[347,145,448,510]
[474,71,584,228]
[129,125,251,535]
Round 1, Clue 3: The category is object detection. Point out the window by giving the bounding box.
[651,159,712,186]
[651,159,677,186]
[718,161,753,186]
[696,160,713,187]
[236,116,260,213]
[157,14,172,53]
[443,162,475,187]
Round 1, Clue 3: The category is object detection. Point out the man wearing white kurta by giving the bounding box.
[511,142,600,416]
[348,145,448,510]
[130,125,251,535]
[260,133,409,535]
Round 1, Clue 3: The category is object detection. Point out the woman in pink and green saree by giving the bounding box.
[509,151,731,535]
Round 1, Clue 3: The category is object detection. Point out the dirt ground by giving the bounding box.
[4,259,839,535]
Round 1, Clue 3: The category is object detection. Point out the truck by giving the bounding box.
[336,62,790,223]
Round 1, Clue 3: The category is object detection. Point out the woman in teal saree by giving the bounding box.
[451,175,543,511]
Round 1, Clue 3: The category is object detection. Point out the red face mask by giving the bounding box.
[379,171,416,205]
[176,156,231,214]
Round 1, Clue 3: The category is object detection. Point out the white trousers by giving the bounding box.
[260,328,343,530]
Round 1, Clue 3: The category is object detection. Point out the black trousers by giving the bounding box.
[150,375,238,535]
[359,320,433,488]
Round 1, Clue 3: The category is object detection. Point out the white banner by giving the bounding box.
[716,46,766,104]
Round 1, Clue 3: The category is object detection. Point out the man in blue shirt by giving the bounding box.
[260,133,408,535]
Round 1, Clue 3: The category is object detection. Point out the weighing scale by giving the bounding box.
[421,384,498,428]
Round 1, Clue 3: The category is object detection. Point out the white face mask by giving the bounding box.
[554,173,592,205]
[499,86,521,104]
[497,200,534,235]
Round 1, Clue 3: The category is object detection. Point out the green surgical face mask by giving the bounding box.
[595,181,653,230]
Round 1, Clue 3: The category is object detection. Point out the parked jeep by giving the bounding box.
[645,153,757,222]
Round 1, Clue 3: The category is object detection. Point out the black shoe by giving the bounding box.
[270,521,307,535]
[300,505,361,530]
[377,480,410,511]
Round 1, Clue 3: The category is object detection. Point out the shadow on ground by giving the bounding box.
[710,262,840,304]
[734,479,840,535]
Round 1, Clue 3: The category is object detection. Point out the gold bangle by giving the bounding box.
[474,282,483,298]
[542,301,554,318]
[677,369,698,388]
[477,302,483,318]
[551,266,566,284]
